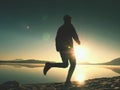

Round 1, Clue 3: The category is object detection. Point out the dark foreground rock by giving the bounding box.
[0,76,120,90]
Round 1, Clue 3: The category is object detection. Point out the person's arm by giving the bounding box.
[55,29,60,51]
[72,25,80,45]
[55,27,63,51]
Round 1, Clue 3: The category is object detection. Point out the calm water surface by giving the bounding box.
[0,64,120,84]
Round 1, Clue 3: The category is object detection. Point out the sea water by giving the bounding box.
[0,64,120,84]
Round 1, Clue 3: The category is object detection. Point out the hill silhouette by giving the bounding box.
[0,59,50,64]
[1,58,120,65]
[100,58,120,65]
[105,58,120,65]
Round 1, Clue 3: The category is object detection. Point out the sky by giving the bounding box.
[0,0,120,63]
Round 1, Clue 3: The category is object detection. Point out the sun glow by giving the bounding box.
[74,46,88,62]
[74,66,86,85]
[75,74,85,84]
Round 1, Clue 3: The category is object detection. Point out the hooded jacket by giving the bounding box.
[56,23,80,52]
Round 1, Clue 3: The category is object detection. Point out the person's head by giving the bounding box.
[63,15,72,24]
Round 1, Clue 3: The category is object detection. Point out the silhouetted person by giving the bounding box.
[43,15,80,86]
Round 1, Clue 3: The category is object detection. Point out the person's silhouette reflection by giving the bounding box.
[43,15,80,86]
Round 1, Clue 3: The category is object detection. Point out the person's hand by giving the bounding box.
[78,41,81,45]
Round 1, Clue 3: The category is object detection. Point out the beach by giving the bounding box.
[0,76,120,90]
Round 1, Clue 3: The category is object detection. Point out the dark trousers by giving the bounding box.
[49,49,76,82]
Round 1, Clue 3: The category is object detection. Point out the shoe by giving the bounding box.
[64,81,72,87]
[43,62,51,75]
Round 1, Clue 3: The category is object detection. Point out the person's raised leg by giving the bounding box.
[52,52,68,67]
[43,52,69,75]
[43,62,51,75]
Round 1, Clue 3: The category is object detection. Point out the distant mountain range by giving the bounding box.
[101,58,120,65]
[0,59,49,64]
[0,58,120,65]
[77,58,120,65]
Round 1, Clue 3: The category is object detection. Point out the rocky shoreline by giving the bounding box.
[0,76,120,90]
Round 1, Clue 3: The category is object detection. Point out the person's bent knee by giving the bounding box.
[63,62,68,68]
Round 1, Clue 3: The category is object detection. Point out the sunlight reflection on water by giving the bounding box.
[73,65,87,85]
[75,73,85,85]
[0,64,120,84]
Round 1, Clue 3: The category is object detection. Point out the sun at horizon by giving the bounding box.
[74,46,88,63]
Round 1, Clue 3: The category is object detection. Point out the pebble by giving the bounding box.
[0,76,120,90]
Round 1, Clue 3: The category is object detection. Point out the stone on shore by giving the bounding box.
[0,76,120,90]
